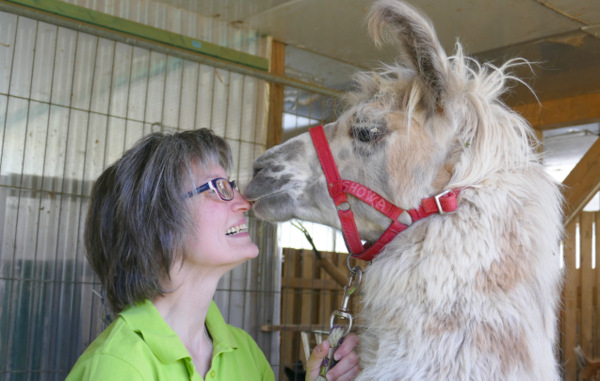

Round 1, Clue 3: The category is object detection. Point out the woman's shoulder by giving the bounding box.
[66,317,148,380]
[84,315,147,354]
[67,302,181,380]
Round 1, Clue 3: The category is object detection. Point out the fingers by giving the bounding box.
[328,362,360,381]
[305,340,330,381]
[323,350,359,380]
[323,334,360,380]
[305,333,360,381]
[332,333,358,361]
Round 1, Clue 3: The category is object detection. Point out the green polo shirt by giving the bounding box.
[67,300,275,380]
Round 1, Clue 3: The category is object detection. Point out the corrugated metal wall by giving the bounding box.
[0,3,279,379]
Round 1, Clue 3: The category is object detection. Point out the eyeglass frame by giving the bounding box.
[185,177,237,201]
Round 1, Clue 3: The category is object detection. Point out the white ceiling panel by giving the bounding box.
[539,0,600,25]
[157,0,587,69]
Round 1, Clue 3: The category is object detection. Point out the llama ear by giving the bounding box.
[368,0,448,113]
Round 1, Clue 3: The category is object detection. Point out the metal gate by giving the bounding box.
[0,3,278,379]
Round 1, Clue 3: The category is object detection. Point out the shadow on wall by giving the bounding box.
[0,259,108,380]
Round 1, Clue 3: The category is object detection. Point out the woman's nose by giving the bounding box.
[232,189,252,211]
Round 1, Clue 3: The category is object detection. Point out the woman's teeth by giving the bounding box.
[226,224,248,236]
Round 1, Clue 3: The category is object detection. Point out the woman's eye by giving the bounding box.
[355,126,382,142]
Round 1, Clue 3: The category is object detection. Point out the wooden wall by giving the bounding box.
[262,248,366,380]
[563,211,600,380]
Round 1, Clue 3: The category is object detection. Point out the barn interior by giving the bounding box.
[194,0,600,198]
[0,0,598,379]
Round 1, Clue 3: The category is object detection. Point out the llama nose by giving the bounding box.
[251,152,272,177]
[251,152,280,178]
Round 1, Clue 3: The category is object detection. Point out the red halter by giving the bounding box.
[310,125,460,261]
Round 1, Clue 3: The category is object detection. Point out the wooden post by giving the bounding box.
[280,248,301,379]
[267,40,285,148]
[595,212,600,357]
[563,217,579,381]
[581,213,594,355]
[562,138,600,226]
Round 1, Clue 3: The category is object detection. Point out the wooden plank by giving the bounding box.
[261,324,340,332]
[563,217,580,381]
[332,254,344,327]
[581,213,594,354]
[301,250,315,326]
[281,248,301,379]
[513,92,600,130]
[301,251,320,367]
[2,0,269,71]
[563,138,600,226]
[267,40,285,148]
[326,252,342,329]
[301,252,324,366]
[282,277,341,290]
[318,251,332,327]
[317,256,349,287]
[595,212,600,357]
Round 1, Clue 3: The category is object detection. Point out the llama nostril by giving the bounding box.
[252,163,264,178]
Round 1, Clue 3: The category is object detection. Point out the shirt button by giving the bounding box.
[210,370,216,378]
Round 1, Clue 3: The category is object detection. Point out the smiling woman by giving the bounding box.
[66,128,359,380]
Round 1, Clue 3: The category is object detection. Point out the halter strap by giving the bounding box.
[310,125,461,261]
[310,125,364,254]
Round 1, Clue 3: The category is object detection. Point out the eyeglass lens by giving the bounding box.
[215,179,234,200]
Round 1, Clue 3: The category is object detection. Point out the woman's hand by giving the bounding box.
[305,333,359,380]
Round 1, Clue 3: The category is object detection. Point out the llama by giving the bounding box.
[244,1,564,379]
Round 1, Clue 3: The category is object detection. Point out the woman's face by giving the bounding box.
[182,163,259,273]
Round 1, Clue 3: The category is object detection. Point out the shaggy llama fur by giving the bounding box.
[245,1,564,379]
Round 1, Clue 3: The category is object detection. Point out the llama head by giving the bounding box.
[244,0,537,241]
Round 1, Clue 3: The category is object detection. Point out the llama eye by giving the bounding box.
[354,126,383,143]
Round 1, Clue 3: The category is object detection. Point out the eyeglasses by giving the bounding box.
[186,178,237,201]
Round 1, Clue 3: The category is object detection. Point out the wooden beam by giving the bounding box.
[267,40,286,148]
[580,212,594,354]
[513,92,600,130]
[562,217,579,381]
[260,324,330,332]
[562,137,600,226]
[283,277,340,290]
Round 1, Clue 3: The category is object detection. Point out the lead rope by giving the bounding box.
[291,221,363,379]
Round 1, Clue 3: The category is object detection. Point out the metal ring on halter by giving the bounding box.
[346,254,355,273]
[347,255,366,274]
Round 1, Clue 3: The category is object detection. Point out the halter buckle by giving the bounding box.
[338,202,351,211]
[434,189,451,215]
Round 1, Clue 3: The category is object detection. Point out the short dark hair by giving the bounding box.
[85,128,232,313]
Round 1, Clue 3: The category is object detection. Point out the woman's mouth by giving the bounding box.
[226,223,248,236]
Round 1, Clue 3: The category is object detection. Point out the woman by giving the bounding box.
[67,129,359,380]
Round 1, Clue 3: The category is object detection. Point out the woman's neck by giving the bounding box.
[152,268,222,377]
